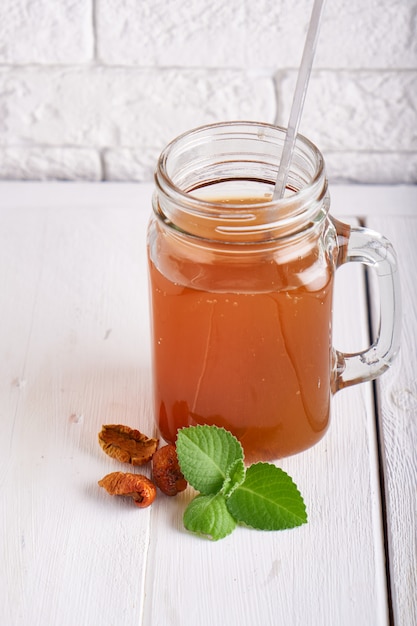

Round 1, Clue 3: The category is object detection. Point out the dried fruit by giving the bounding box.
[98,471,157,508]
[152,444,188,496]
[98,424,158,466]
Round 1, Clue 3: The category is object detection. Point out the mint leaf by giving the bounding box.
[221,458,246,498]
[183,493,236,541]
[176,426,308,540]
[176,425,244,495]
[226,463,307,530]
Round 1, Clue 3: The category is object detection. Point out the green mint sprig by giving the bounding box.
[176,425,307,540]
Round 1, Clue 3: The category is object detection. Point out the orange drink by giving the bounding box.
[147,122,400,461]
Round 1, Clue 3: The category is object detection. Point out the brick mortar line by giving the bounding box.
[0,145,415,153]
[91,0,98,62]
[0,64,415,73]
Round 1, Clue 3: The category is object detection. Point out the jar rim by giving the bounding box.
[154,121,328,242]
[156,121,326,211]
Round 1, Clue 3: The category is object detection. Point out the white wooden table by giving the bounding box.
[1,183,416,626]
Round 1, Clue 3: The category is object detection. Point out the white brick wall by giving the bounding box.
[0,0,416,183]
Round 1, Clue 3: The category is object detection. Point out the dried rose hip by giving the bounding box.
[98,424,158,466]
[152,444,188,496]
[98,471,157,508]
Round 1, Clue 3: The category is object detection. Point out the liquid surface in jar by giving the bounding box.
[148,195,333,462]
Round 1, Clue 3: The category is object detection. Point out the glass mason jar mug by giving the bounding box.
[147,122,401,462]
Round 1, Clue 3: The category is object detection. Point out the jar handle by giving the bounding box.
[332,217,401,392]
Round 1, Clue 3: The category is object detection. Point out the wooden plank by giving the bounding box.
[0,203,155,625]
[330,185,417,218]
[144,390,389,625]
[366,215,417,626]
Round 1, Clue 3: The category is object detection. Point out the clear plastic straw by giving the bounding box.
[273,0,326,199]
